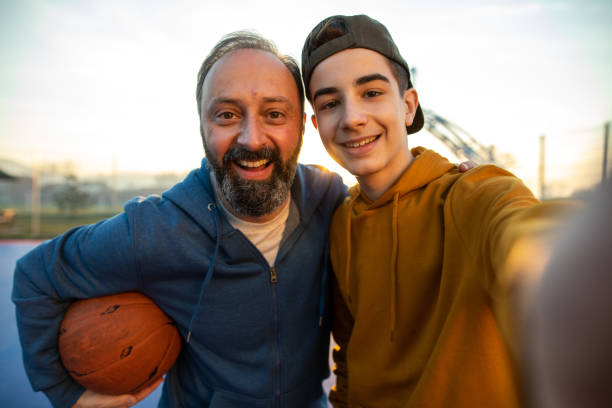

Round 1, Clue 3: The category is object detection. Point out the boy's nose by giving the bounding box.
[341,100,367,130]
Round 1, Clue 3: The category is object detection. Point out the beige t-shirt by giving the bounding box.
[210,172,296,266]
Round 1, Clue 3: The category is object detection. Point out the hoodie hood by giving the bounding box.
[163,158,335,236]
[350,147,456,210]
[161,159,220,235]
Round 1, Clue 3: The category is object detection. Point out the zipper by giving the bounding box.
[270,266,281,407]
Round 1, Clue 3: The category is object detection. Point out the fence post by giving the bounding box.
[539,134,546,200]
[31,164,40,237]
[603,121,609,183]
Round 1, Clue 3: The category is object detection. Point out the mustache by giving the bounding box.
[222,146,280,165]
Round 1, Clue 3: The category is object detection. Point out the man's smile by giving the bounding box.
[235,158,271,169]
[231,158,275,181]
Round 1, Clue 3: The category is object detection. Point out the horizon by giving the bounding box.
[1,0,611,197]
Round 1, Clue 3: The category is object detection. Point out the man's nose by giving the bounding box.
[341,99,367,130]
[237,115,267,149]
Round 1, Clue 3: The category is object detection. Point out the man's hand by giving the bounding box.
[72,378,163,408]
[458,160,478,172]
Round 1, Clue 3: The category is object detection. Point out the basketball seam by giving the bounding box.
[66,321,177,378]
[61,301,157,328]
[126,326,181,394]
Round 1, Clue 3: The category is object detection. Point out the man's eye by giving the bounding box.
[268,111,282,119]
[365,90,382,98]
[215,111,239,123]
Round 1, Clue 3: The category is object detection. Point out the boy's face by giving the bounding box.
[309,48,418,182]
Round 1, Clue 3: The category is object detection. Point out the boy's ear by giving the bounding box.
[311,114,318,130]
[302,113,307,135]
[403,88,419,127]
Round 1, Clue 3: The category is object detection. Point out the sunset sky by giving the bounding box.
[1,0,610,196]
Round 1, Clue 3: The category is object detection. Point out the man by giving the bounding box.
[300,14,575,407]
[13,32,346,408]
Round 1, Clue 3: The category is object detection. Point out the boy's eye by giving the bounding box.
[320,100,338,111]
[365,90,382,98]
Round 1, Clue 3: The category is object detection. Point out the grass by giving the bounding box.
[0,209,121,239]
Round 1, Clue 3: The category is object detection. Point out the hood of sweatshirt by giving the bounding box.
[163,158,337,237]
[349,147,455,209]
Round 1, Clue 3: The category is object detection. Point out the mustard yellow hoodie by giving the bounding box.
[329,147,571,408]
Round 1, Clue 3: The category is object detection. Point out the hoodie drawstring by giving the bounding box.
[344,199,356,305]
[390,192,400,341]
[187,202,221,344]
[345,193,399,341]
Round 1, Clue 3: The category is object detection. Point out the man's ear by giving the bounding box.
[403,88,419,127]
[302,113,307,135]
[311,114,318,130]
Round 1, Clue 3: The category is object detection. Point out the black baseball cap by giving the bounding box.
[301,14,424,135]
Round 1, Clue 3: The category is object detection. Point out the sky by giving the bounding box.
[1,0,611,196]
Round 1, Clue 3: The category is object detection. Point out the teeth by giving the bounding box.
[237,159,269,168]
[345,136,377,148]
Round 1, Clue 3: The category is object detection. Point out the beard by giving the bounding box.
[204,137,301,218]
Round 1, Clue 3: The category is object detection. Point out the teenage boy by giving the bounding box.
[301,14,573,407]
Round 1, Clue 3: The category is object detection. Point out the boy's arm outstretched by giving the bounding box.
[447,165,578,358]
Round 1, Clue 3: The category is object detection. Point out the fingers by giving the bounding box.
[132,378,164,403]
[459,160,478,172]
[72,389,137,408]
[72,379,163,408]
[117,394,138,407]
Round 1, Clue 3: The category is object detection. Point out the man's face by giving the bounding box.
[309,48,417,184]
[199,49,304,220]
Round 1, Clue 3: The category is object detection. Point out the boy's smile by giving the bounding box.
[309,48,418,200]
[342,134,379,148]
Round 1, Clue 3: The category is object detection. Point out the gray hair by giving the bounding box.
[196,31,305,133]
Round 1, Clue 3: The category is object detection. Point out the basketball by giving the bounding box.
[58,292,182,395]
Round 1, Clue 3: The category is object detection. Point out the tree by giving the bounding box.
[53,174,91,215]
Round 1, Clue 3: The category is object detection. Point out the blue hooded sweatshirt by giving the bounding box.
[12,158,346,408]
